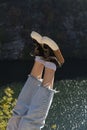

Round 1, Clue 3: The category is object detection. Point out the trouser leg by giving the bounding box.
[18,85,55,130]
[6,75,42,130]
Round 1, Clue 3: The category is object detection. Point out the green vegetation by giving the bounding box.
[0,79,87,130]
[0,83,23,130]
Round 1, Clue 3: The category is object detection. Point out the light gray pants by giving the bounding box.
[7,75,55,130]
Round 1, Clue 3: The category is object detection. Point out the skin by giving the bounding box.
[31,61,55,89]
[42,67,55,89]
[30,61,44,79]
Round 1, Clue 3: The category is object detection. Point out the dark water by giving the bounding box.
[0,58,87,85]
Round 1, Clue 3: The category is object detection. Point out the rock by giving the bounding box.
[0,38,24,59]
[0,0,87,60]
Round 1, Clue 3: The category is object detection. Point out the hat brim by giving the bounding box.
[31,31,42,44]
[42,36,65,65]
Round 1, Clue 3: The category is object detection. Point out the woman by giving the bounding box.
[6,31,64,130]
